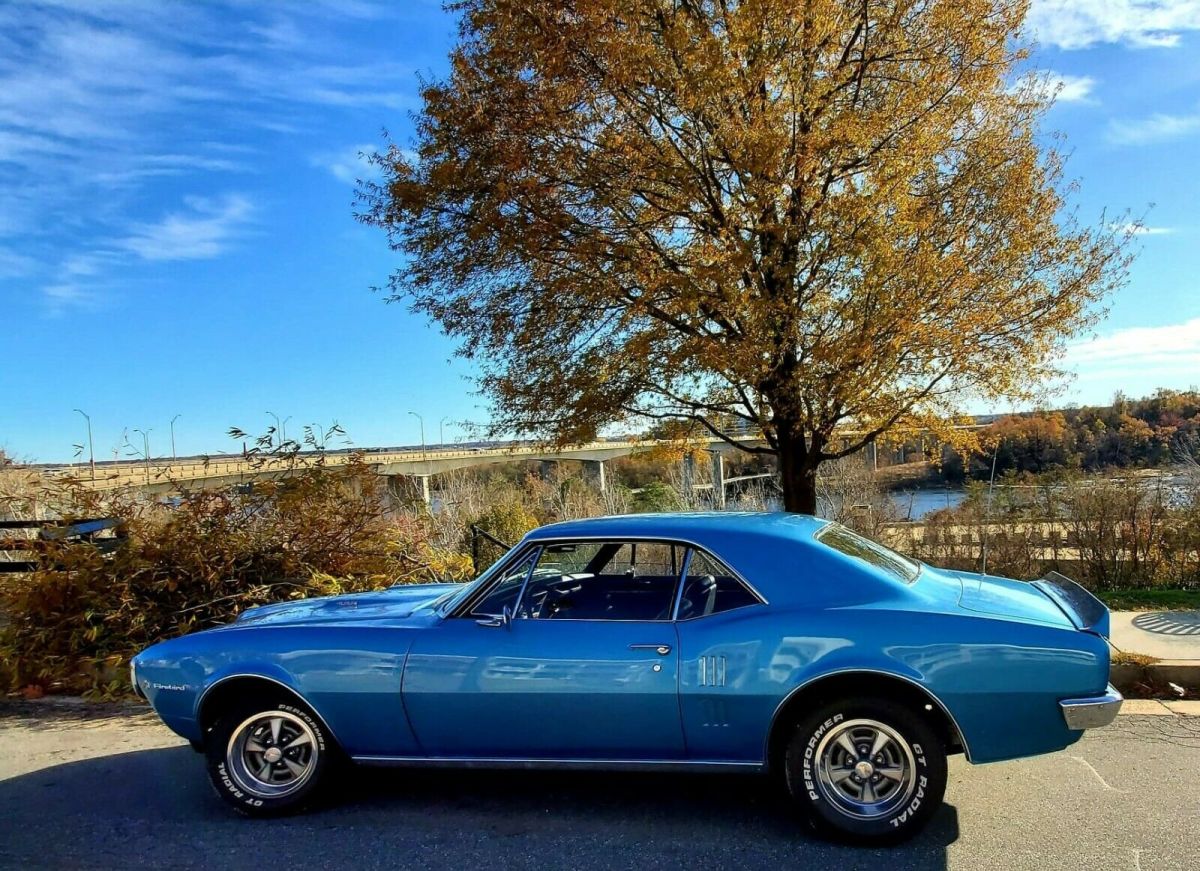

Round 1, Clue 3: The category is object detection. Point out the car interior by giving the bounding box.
[471,541,759,621]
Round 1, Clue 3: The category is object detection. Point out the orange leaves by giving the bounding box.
[361,0,1132,511]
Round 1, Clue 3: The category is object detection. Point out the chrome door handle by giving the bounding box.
[629,643,672,656]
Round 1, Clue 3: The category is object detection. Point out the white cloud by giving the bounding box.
[1110,222,1176,235]
[1106,111,1200,145]
[0,246,36,279]
[1014,71,1099,105]
[1065,318,1200,377]
[0,2,425,310]
[40,281,96,316]
[1050,73,1098,103]
[311,143,380,185]
[119,194,255,262]
[1028,0,1200,50]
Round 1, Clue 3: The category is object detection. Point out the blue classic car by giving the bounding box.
[133,512,1122,843]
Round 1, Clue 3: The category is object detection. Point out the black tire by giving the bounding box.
[205,694,333,816]
[784,697,947,845]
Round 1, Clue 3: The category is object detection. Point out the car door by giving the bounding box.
[671,547,771,762]
[402,540,687,760]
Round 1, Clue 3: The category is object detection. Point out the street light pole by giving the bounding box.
[170,414,181,460]
[266,412,290,447]
[408,411,426,460]
[439,416,451,447]
[408,411,430,506]
[133,428,152,484]
[73,408,95,481]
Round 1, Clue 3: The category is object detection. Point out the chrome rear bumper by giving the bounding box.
[1060,684,1123,730]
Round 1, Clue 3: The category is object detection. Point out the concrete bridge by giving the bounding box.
[37,425,984,506]
[38,437,768,503]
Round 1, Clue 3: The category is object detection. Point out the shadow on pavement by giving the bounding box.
[1132,611,1200,636]
[0,747,958,870]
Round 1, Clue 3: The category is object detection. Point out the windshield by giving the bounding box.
[816,524,921,584]
[435,544,522,614]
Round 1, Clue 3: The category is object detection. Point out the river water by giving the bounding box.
[890,488,967,520]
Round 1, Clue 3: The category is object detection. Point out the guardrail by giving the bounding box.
[0,518,127,573]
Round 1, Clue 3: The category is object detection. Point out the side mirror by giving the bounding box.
[476,605,513,629]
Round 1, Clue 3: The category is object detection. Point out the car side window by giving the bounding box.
[470,552,537,618]
[519,541,682,621]
[677,549,760,620]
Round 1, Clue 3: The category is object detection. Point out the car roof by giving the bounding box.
[525,511,830,545]
[520,512,903,607]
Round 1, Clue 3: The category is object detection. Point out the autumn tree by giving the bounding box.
[360,0,1132,513]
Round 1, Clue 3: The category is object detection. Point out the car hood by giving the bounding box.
[944,569,1075,629]
[231,582,464,628]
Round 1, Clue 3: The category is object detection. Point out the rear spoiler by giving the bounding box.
[1031,571,1110,639]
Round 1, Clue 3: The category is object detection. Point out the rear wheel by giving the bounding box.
[784,697,947,844]
[205,695,332,816]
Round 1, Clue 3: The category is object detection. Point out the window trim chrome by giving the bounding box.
[454,534,768,624]
[457,546,541,619]
[669,547,695,622]
[516,537,687,623]
[460,535,768,623]
[672,546,766,622]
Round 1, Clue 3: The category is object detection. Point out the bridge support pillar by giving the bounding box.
[583,460,607,494]
[681,454,695,500]
[387,474,431,506]
[708,451,726,509]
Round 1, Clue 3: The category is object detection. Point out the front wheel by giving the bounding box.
[205,695,332,816]
[784,697,947,844]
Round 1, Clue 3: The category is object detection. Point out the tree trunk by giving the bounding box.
[777,429,820,515]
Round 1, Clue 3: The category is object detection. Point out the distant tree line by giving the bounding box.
[944,389,1200,481]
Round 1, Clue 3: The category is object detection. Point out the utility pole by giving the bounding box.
[73,408,95,481]
[170,414,181,460]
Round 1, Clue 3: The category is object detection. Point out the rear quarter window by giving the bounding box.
[816,524,920,584]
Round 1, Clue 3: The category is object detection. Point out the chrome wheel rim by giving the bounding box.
[226,711,319,799]
[815,718,916,820]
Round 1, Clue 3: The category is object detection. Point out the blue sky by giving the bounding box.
[1,1,1199,463]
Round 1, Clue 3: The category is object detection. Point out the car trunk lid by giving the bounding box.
[949,569,1109,637]
[1029,571,1111,638]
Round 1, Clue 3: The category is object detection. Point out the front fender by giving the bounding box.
[135,625,422,756]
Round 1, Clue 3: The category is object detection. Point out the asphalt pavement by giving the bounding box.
[0,701,1198,870]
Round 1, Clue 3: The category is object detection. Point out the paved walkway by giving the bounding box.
[1110,611,1200,660]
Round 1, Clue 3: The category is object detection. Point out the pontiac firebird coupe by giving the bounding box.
[133,513,1122,843]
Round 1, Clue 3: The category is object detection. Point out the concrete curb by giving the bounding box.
[1119,698,1200,716]
[1111,660,1200,693]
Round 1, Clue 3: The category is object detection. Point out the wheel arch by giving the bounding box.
[195,673,341,752]
[765,669,969,774]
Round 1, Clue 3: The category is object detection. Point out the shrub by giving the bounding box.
[0,456,469,696]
